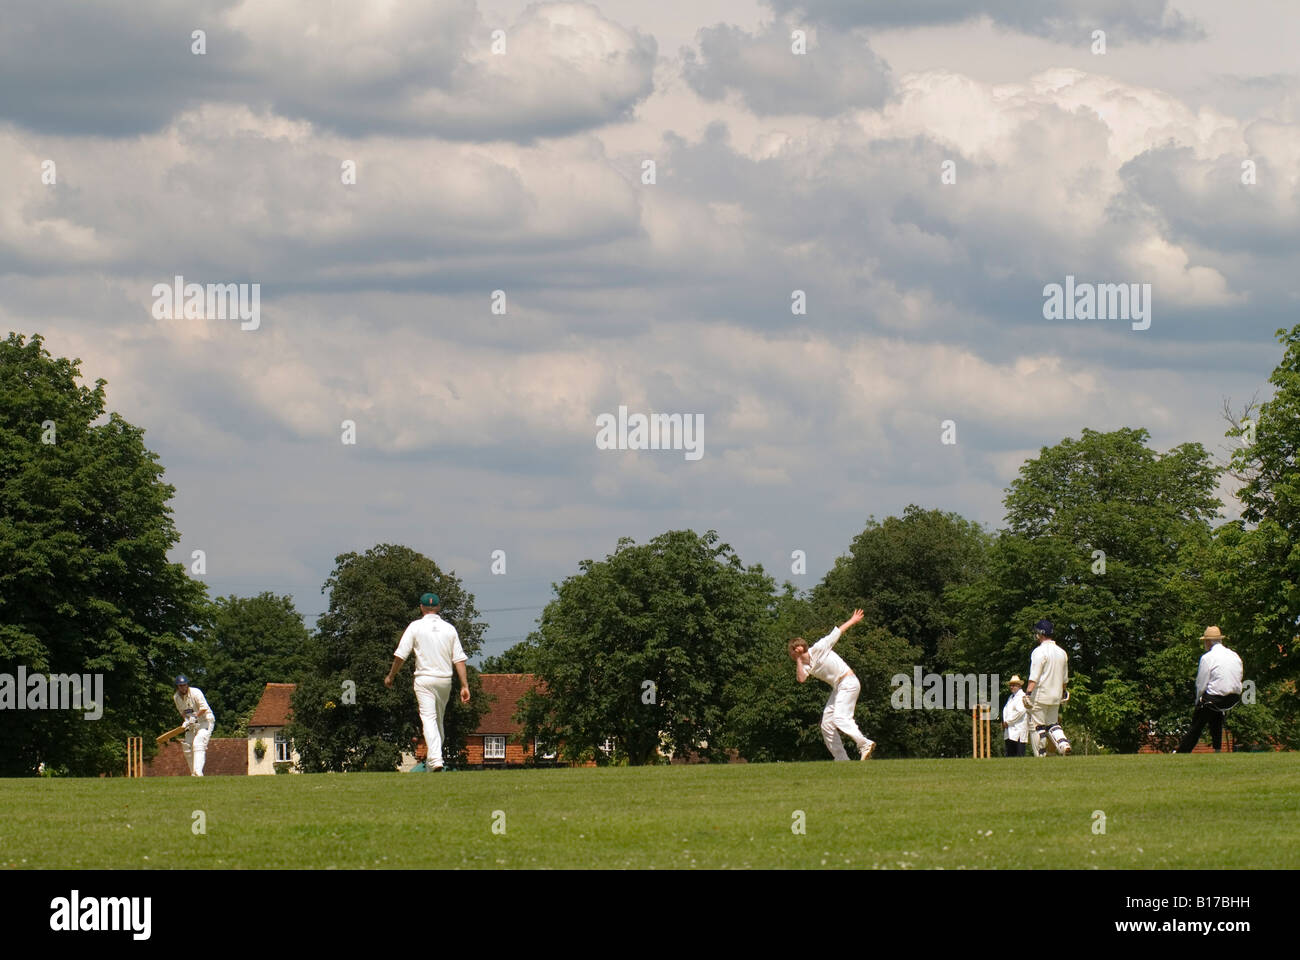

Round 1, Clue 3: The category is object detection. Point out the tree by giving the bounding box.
[518,530,774,765]
[1205,323,1300,745]
[952,428,1221,751]
[191,592,312,737]
[817,505,992,666]
[479,638,539,674]
[0,333,207,776]
[1196,323,1300,747]
[286,544,489,771]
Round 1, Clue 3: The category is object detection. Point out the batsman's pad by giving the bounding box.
[1034,725,1050,756]
[1048,724,1071,755]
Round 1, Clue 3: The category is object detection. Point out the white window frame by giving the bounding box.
[274,733,291,762]
[599,737,616,756]
[484,735,507,760]
[536,739,557,760]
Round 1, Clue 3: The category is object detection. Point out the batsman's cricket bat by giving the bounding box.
[156,724,188,745]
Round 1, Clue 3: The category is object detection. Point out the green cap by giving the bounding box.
[419,593,440,607]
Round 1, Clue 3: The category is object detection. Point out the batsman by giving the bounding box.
[172,675,215,776]
[1025,620,1071,756]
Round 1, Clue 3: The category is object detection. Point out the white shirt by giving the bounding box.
[1028,640,1069,704]
[1002,689,1028,742]
[1196,643,1244,700]
[805,627,852,685]
[174,686,214,727]
[394,613,467,679]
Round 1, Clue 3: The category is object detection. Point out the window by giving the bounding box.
[484,735,506,760]
[274,733,291,762]
[536,739,556,760]
[599,737,616,756]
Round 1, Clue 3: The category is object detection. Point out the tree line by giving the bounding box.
[2,327,1296,774]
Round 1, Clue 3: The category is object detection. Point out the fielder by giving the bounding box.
[384,593,470,772]
[172,675,215,776]
[789,608,877,761]
[1024,620,1070,756]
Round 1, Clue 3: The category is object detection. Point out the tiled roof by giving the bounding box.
[249,683,296,727]
[146,739,248,776]
[475,674,543,735]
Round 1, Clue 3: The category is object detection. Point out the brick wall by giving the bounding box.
[146,738,249,775]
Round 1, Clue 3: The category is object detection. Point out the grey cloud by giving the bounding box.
[0,0,655,141]
[764,0,1203,42]
[682,21,891,115]
[1118,144,1300,256]
[0,0,247,136]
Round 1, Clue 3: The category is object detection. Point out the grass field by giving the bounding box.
[2,754,1297,869]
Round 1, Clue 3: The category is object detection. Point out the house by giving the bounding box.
[247,682,299,774]
[468,673,562,766]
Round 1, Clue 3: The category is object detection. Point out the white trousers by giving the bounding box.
[182,721,214,776]
[415,675,453,767]
[821,674,869,760]
[1028,700,1063,756]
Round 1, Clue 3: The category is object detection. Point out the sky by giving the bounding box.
[2,0,1296,662]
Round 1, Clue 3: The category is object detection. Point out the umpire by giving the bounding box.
[1175,626,1243,753]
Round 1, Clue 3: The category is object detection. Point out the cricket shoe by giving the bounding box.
[860,740,876,760]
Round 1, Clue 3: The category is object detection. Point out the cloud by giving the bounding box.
[682,20,891,116]
[764,0,1202,43]
[3,10,1291,612]
[0,0,656,141]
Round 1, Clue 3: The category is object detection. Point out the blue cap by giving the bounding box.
[1034,620,1054,637]
[174,675,189,686]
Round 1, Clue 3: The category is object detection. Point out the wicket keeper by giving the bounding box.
[789,608,877,761]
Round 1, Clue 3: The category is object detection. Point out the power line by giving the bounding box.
[301,602,545,620]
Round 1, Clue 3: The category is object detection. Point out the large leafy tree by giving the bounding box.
[287,544,489,771]
[192,592,312,736]
[1201,323,1300,747]
[0,333,207,775]
[519,530,774,765]
[953,427,1222,751]
[817,505,992,666]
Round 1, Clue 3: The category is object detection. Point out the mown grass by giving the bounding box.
[1,753,1296,869]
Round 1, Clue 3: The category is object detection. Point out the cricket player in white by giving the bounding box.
[1024,620,1070,757]
[384,593,470,771]
[172,675,215,776]
[789,609,876,761]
